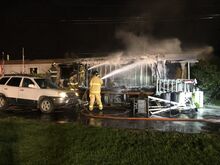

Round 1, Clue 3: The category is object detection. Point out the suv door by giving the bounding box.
[18,78,39,105]
[5,77,22,104]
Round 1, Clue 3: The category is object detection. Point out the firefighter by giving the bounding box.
[79,64,85,86]
[48,63,58,83]
[89,70,103,111]
[69,71,78,89]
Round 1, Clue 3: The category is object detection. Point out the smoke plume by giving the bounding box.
[116,30,182,55]
[114,30,213,60]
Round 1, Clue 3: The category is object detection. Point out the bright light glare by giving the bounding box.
[75,92,79,96]
[59,92,67,98]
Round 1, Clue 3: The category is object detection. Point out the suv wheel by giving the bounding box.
[0,95,8,111]
[39,97,54,113]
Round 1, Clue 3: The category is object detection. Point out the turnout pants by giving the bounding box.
[89,93,103,111]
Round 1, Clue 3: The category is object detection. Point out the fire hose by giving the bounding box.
[80,109,220,123]
[79,88,219,123]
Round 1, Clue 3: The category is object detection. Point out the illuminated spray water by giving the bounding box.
[101,59,155,80]
[88,52,124,71]
[88,62,109,70]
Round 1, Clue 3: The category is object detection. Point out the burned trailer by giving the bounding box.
[75,56,158,106]
[58,62,87,88]
[59,55,203,115]
[141,59,203,116]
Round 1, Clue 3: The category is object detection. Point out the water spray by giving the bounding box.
[101,60,155,80]
[88,62,109,70]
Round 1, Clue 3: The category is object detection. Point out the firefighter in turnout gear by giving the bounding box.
[79,64,85,87]
[48,63,58,83]
[89,70,103,111]
[68,70,78,89]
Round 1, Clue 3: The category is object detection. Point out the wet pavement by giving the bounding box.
[1,105,220,133]
[81,106,220,134]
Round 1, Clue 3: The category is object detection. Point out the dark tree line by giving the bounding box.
[191,59,220,103]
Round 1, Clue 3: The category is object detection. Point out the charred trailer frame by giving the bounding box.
[77,56,158,106]
[58,56,202,114]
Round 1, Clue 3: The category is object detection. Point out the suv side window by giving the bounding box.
[6,77,22,87]
[22,78,35,88]
[0,77,10,85]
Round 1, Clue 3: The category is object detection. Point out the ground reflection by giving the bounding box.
[0,106,220,133]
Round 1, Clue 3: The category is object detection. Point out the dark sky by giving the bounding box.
[0,0,220,60]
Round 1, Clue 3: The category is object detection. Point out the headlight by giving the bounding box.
[75,92,79,97]
[59,92,68,98]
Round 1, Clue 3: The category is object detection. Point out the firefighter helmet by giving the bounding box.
[92,70,99,76]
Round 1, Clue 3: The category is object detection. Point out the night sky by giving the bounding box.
[0,0,220,60]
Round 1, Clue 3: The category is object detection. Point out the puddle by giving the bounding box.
[0,106,220,133]
[0,108,80,123]
[81,106,220,133]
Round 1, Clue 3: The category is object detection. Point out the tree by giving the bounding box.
[191,60,220,103]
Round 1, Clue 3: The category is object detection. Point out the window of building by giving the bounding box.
[30,68,38,74]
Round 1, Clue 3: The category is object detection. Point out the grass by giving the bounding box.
[0,117,220,165]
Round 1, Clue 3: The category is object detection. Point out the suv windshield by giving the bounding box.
[34,78,58,89]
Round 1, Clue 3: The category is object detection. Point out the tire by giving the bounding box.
[39,97,54,113]
[0,95,8,111]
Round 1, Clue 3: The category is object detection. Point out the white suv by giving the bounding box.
[0,75,80,113]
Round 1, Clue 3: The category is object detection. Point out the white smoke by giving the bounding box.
[116,30,182,55]
[115,30,213,60]
[183,46,214,60]
[106,51,124,64]
[98,30,214,80]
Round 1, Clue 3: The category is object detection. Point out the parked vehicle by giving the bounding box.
[0,75,80,113]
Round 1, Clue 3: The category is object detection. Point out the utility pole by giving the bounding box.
[22,47,25,74]
[1,52,4,76]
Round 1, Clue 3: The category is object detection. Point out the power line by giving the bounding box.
[22,14,220,24]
